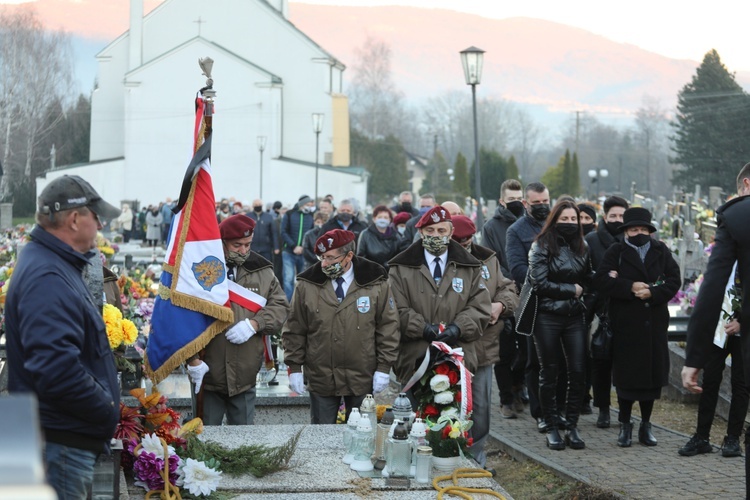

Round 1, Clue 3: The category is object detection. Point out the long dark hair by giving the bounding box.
[534,200,585,257]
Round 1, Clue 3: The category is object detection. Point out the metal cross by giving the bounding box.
[194,16,207,36]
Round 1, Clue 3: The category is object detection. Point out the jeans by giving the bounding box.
[534,312,586,428]
[469,365,492,468]
[696,335,748,439]
[282,251,307,301]
[45,442,98,500]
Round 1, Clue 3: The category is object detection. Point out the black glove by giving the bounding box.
[435,323,460,344]
[423,323,440,341]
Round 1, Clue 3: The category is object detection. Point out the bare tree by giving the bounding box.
[509,107,546,182]
[0,6,73,202]
[635,96,669,195]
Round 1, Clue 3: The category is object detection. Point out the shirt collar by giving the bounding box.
[339,261,355,284]
[424,248,448,267]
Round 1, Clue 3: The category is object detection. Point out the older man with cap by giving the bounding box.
[283,229,400,424]
[451,215,517,469]
[388,207,491,396]
[187,214,289,425]
[5,175,122,499]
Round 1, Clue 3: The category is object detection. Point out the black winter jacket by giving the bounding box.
[584,220,622,269]
[320,215,368,241]
[357,224,403,269]
[506,214,545,288]
[528,239,593,316]
[247,210,279,256]
[481,206,517,276]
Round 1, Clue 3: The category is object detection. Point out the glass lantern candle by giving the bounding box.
[386,420,412,477]
[349,418,375,472]
[342,408,361,465]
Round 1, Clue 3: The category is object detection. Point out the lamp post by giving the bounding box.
[257,136,267,199]
[312,113,324,201]
[460,46,485,228]
[588,168,609,201]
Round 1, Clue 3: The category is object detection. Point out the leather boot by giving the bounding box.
[565,427,586,450]
[639,421,657,446]
[596,407,610,429]
[617,421,633,447]
[546,427,566,451]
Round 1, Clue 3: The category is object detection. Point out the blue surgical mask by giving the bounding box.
[374,219,390,229]
[419,206,431,216]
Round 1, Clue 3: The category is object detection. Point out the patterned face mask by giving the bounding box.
[423,235,449,255]
[321,260,346,279]
[226,250,248,267]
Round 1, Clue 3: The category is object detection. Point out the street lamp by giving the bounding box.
[312,113,324,202]
[588,168,609,201]
[460,46,485,228]
[257,136,267,199]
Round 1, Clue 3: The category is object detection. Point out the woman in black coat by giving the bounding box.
[356,205,402,269]
[593,207,680,448]
[526,200,593,451]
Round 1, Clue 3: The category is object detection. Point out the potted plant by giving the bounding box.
[424,415,473,472]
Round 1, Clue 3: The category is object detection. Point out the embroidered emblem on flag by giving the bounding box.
[191,256,226,291]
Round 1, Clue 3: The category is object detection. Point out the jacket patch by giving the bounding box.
[452,277,464,293]
[357,296,371,313]
[481,265,490,280]
[389,297,395,309]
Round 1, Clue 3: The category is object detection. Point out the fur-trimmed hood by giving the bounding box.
[297,255,388,287]
[469,243,495,263]
[241,251,273,272]
[389,239,482,268]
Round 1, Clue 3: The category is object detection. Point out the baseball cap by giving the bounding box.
[38,175,121,219]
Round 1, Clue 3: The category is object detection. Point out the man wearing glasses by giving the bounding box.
[5,175,122,499]
[283,229,400,423]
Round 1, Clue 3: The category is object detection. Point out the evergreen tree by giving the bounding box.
[541,154,567,198]
[671,50,750,192]
[350,129,409,204]
[422,151,451,199]
[471,148,508,203]
[570,152,581,196]
[453,152,470,198]
[561,149,573,194]
[507,155,520,183]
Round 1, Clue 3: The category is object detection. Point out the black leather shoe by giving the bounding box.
[565,427,586,450]
[617,421,633,447]
[580,402,593,415]
[596,408,611,429]
[546,428,566,450]
[537,418,549,433]
[721,435,741,457]
[639,422,657,446]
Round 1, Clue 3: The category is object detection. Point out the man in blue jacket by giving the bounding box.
[248,198,279,262]
[281,194,316,300]
[5,175,122,499]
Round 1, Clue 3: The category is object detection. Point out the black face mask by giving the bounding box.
[400,202,413,213]
[505,201,525,218]
[253,206,263,213]
[556,223,579,241]
[582,223,595,235]
[530,204,550,221]
[605,221,623,236]
[338,213,353,223]
[628,233,651,247]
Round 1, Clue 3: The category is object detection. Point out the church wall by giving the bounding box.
[90,43,129,161]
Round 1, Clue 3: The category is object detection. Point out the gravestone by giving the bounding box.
[0,203,12,230]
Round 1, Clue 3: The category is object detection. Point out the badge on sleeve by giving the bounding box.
[481,265,490,280]
[452,277,464,293]
[357,296,371,313]
[389,296,395,309]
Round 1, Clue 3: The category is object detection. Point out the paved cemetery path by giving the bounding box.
[488,386,745,499]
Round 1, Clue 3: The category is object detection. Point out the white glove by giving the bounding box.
[289,372,306,394]
[187,361,209,394]
[225,318,256,344]
[372,371,390,394]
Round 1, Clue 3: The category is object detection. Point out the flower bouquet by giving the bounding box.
[424,414,473,459]
[104,303,139,373]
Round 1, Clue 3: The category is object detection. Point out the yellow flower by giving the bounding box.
[103,303,124,349]
[448,425,461,439]
[121,318,138,345]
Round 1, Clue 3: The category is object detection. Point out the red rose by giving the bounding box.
[454,390,462,403]
[435,363,450,375]
[423,404,439,417]
[467,437,474,447]
[442,425,451,439]
[447,370,459,385]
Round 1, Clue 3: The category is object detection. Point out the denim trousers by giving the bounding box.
[45,442,98,500]
[282,251,307,301]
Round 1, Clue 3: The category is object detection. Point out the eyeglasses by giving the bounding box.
[317,253,345,264]
[89,209,101,224]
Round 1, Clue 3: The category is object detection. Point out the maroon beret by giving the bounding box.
[451,215,476,242]
[219,214,255,240]
[315,229,356,255]
[415,206,451,228]
[393,212,411,226]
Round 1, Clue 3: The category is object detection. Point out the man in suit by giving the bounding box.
[683,162,750,497]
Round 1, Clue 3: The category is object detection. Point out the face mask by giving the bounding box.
[397,226,406,235]
[226,250,248,267]
[628,233,651,247]
[423,235,449,255]
[401,202,413,213]
[529,203,550,221]
[419,206,431,216]
[338,212,353,223]
[582,223,595,235]
[505,200,525,218]
[605,221,623,235]
[253,206,263,213]
[556,223,579,241]
[305,205,316,213]
[374,218,390,229]
[321,258,347,279]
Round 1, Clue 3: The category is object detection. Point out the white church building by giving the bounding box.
[37,0,368,209]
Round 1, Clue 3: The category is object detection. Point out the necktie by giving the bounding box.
[335,277,345,302]
[433,257,442,283]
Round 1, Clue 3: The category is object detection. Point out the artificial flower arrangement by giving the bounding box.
[424,414,473,458]
[413,360,465,421]
[104,303,139,372]
[117,388,301,498]
[97,232,118,259]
